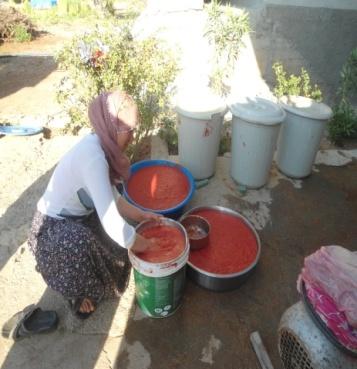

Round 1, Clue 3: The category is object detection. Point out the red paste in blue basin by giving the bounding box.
[127,165,190,210]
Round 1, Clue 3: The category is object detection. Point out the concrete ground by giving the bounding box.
[0,131,356,369]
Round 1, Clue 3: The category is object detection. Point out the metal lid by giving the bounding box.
[279,96,333,120]
[229,96,286,126]
[175,88,227,120]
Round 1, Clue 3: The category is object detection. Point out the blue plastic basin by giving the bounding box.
[123,159,195,218]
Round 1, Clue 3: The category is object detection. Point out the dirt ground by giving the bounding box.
[0,19,89,119]
[1,32,67,55]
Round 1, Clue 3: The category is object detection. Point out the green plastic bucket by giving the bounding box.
[129,219,189,318]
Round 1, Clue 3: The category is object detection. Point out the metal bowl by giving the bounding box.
[180,215,210,250]
[179,206,261,292]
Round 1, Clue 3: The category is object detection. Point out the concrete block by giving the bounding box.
[150,135,169,159]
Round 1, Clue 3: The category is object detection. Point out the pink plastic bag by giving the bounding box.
[304,281,357,351]
[299,245,357,328]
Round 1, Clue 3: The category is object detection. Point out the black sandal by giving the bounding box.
[2,304,58,340]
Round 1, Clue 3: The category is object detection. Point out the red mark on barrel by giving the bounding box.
[203,122,213,137]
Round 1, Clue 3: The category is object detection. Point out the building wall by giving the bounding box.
[229,1,357,103]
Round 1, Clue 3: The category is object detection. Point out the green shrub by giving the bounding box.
[205,0,251,96]
[273,63,322,101]
[158,115,178,155]
[219,126,231,156]
[328,101,357,144]
[55,25,178,160]
[12,23,32,42]
[272,62,322,101]
[328,48,357,144]
[0,5,36,42]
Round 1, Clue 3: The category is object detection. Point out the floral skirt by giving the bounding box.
[28,211,131,305]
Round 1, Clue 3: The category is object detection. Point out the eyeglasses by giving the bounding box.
[116,127,135,134]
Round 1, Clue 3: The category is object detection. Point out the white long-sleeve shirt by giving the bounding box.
[37,134,136,248]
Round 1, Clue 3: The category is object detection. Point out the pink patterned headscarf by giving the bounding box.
[88,91,137,183]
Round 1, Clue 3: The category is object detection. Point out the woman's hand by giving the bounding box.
[130,234,155,253]
[117,196,163,223]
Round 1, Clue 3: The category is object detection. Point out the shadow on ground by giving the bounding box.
[0,166,54,272]
[0,56,57,99]
[1,287,135,369]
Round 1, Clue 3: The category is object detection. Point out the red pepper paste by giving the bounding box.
[189,209,258,274]
[127,165,190,210]
[136,225,185,263]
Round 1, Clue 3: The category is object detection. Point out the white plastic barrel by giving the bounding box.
[277,96,333,178]
[175,90,227,180]
[229,96,286,188]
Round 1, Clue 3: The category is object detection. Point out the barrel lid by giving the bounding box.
[175,88,227,120]
[229,96,286,126]
[279,96,333,120]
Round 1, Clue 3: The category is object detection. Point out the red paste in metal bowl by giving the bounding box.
[136,225,185,263]
[189,209,258,274]
[127,165,190,210]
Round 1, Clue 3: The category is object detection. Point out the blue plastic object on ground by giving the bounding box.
[0,125,43,136]
[123,159,195,219]
[30,0,57,9]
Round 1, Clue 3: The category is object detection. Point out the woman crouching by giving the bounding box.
[28,90,158,318]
